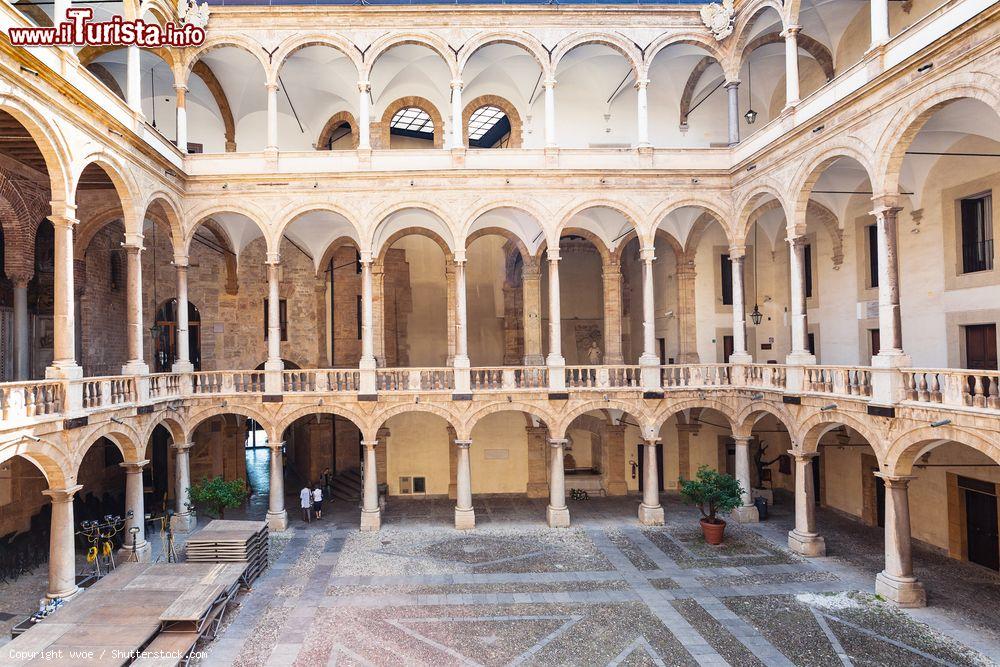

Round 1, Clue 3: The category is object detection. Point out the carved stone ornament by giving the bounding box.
[701,0,736,41]
[177,0,211,29]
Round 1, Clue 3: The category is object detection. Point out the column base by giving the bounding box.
[875,571,926,608]
[360,508,381,532]
[266,510,288,532]
[602,481,628,497]
[785,352,817,366]
[171,512,195,533]
[638,503,664,526]
[526,483,549,499]
[547,505,570,528]
[45,362,83,380]
[48,585,80,601]
[728,352,753,365]
[171,360,195,374]
[788,529,826,556]
[523,354,545,366]
[454,507,476,530]
[732,505,759,524]
[119,540,152,563]
[121,361,150,375]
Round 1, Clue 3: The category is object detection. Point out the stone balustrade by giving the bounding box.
[902,368,1000,410]
[804,366,873,398]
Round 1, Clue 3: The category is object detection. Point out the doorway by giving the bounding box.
[637,442,664,492]
[965,323,998,370]
[153,299,201,372]
[960,476,999,570]
[723,335,734,363]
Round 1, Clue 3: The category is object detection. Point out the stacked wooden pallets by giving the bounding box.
[184,519,268,585]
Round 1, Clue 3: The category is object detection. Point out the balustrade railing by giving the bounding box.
[377,368,455,391]
[148,373,181,399]
[0,381,62,421]
[661,364,732,388]
[81,376,135,409]
[564,366,642,389]
[191,370,265,394]
[903,368,1000,409]
[743,364,788,390]
[470,367,548,391]
[804,366,872,397]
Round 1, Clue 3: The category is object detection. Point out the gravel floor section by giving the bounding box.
[643,525,799,569]
[606,528,660,571]
[671,598,765,667]
[700,571,839,588]
[327,579,630,596]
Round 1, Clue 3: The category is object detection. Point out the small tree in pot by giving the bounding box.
[187,476,249,520]
[679,466,744,545]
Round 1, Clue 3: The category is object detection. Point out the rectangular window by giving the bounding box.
[356,295,362,340]
[961,193,994,273]
[720,254,733,305]
[263,299,288,342]
[804,244,813,299]
[867,224,879,288]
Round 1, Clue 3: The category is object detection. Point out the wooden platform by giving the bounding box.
[184,520,268,586]
[4,562,245,667]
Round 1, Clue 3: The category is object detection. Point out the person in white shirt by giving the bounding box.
[312,485,323,520]
[300,486,312,522]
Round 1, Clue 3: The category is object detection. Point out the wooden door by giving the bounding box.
[966,488,999,570]
[966,324,998,370]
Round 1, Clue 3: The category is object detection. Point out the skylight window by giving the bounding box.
[468,106,506,140]
[390,107,433,135]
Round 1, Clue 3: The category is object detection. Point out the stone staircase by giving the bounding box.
[330,468,363,502]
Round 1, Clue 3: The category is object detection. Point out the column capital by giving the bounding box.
[521,260,541,278]
[265,82,279,93]
[724,79,740,89]
[49,200,78,224]
[546,247,561,262]
[543,77,557,88]
[450,79,463,90]
[786,234,809,247]
[120,459,150,472]
[547,438,569,447]
[781,25,802,37]
[171,441,194,451]
[173,254,190,268]
[357,80,371,93]
[874,471,917,487]
[121,232,144,250]
[173,82,188,92]
[788,449,819,461]
[732,435,753,446]
[452,249,467,264]
[639,246,656,262]
[454,439,472,449]
[634,78,650,90]
[728,246,747,260]
[8,270,34,288]
[43,484,84,502]
[643,438,661,447]
[266,252,281,266]
[870,194,902,217]
[267,441,286,451]
[361,439,379,448]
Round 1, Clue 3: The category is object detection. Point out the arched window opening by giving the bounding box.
[389,107,434,146]
[326,122,353,149]
[153,299,201,372]
[468,105,510,149]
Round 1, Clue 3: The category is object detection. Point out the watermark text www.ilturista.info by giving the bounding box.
[8,8,205,47]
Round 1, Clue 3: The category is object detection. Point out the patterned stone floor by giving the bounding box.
[190,495,1000,667]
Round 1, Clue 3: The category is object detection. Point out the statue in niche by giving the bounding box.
[587,339,603,365]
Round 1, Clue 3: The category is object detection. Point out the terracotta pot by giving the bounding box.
[700,518,726,545]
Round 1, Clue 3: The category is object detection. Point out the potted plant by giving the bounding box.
[679,466,744,545]
[187,476,249,519]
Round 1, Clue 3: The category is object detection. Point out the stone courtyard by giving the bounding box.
[175,495,1000,667]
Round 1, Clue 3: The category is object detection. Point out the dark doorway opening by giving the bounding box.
[960,476,999,570]
[153,299,201,372]
[965,323,998,370]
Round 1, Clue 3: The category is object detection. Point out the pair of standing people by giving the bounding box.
[300,484,324,521]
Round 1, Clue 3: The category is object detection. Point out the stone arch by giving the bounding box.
[363,33,459,82]
[551,32,642,76]
[553,400,651,440]
[372,404,461,442]
[797,411,883,458]
[73,424,142,474]
[462,95,522,148]
[142,193,186,257]
[741,31,834,81]
[273,202,364,251]
[72,154,141,235]
[465,226,530,263]
[734,401,797,440]
[368,202,456,258]
[649,198,733,250]
[379,96,445,149]
[184,204,270,258]
[270,33,363,86]
[140,414,187,448]
[732,0,787,63]
[734,184,792,247]
[875,79,1000,198]
[537,227,612,266]
[185,405,276,442]
[885,425,1000,477]
[316,110,360,150]
[650,398,739,435]
[642,32,726,80]
[316,235,362,278]
[551,200,643,253]
[275,405,370,442]
[462,402,556,440]
[790,141,878,229]
[457,31,550,79]
[0,437,72,489]
[0,94,71,205]
[182,37,271,80]
[460,201,549,252]
[677,56,723,129]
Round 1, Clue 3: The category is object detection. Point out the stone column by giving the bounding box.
[450,80,463,149]
[126,45,141,114]
[42,485,82,600]
[725,81,740,145]
[547,438,570,527]
[786,236,815,364]
[787,451,825,556]
[544,78,557,148]
[453,254,471,392]
[172,257,194,373]
[731,436,759,523]
[602,259,624,365]
[266,443,288,531]
[638,439,664,525]
[454,440,475,529]
[676,256,699,363]
[174,84,188,152]
[525,426,549,498]
[361,440,380,531]
[729,249,752,363]
[358,81,371,150]
[121,460,151,561]
[265,82,279,152]
[265,257,283,370]
[783,26,801,109]
[171,442,195,531]
[12,276,30,380]
[52,0,69,26]
[122,238,149,375]
[601,424,627,496]
[47,213,82,383]
[635,78,650,148]
[359,254,376,394]
[870,0,890,48]
[874,203,903,355]
[372,260,386,366]
[875,474,926,607]
[522,260,544,365]
[546,248,566,389]
[639,247,658,363]
[446,263,457,365]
